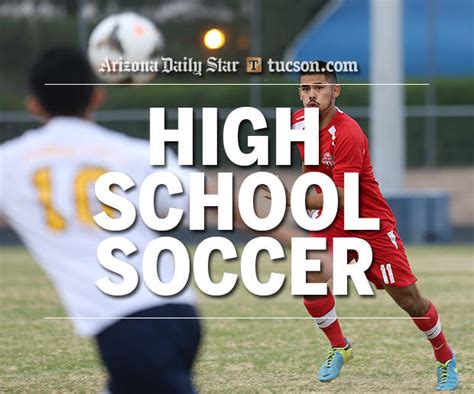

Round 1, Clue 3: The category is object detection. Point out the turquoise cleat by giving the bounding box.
[317,339,353,382]
[436,354,459,391]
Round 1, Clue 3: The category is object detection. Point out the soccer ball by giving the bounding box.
[88,12,164,83]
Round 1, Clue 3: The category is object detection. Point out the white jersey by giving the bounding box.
[0,116,195,337]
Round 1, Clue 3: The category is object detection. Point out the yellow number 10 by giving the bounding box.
[33,167,112,231]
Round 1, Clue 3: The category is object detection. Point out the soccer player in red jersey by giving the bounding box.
[271,62,458,390]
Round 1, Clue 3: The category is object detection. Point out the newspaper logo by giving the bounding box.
[246,57,263,73]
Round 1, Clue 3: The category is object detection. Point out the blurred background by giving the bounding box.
[1,3,472,392]
[0,0,473,244]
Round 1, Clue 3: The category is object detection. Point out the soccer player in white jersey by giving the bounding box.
[0,46,200,393]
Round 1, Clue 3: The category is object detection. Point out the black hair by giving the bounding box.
[29,46,95,116]
[300,60,338,84]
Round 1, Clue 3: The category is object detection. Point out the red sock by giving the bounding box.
[412,302,453,363]
[303,290,346,348]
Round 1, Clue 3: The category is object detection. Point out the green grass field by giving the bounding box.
[1,245,473,392]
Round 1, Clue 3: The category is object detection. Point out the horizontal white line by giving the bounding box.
[44,83,430,86]
[44,316,428,320]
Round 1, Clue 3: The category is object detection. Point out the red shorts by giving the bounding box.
[312,228,417,290]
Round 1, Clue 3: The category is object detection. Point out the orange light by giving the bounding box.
[204,28,226,50]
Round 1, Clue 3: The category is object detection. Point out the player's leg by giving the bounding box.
[304,248,352,382]
[384,283,458,390]
[367,229,458,390]
[385,283,453,363]
[96,303,201,394]
[304,250,346,348]
[384,282,452,361]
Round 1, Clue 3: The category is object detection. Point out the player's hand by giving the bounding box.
[259,184,272,201]
[258,181,291,207]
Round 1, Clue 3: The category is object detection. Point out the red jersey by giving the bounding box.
[291,107,396,239]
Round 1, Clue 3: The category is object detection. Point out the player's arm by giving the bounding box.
[305,185,345,209]
[302,163,345,210]
[260,164,345,210]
